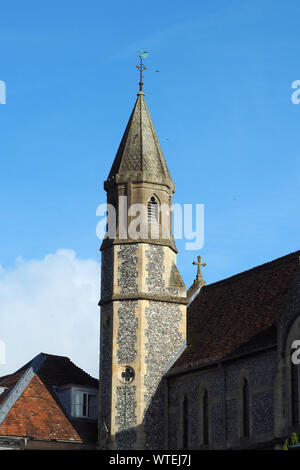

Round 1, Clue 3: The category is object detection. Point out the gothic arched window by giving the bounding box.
[285,318,300,428]
[291,358,299,427]
[202,389,209,445]
[242,378,250,437]
[182,395,189,449]
[148,196,159,224]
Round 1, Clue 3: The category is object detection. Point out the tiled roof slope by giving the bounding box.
[171,250,300,372]
[0,369,26,407]
[0,353,98,443]
[36,353,98,389]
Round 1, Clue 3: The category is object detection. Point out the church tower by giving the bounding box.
[98,58,187,450]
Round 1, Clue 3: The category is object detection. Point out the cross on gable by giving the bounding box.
[192,255,206,282]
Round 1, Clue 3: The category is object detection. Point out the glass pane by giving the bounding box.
[82,392,87,417]
[74,391,83,417]
[88,395,97,419]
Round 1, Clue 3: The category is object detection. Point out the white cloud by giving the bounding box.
[0,249,100,379]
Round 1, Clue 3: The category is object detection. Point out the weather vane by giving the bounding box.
[137,51,148,92]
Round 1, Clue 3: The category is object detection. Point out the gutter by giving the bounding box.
[0,436,28,450]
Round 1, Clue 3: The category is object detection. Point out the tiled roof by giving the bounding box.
[0,369,26,407]
[36,353,98,389]
[0,353,98,443]
[171,250,300,372]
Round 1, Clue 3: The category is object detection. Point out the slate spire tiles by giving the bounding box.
[105,92,174,190]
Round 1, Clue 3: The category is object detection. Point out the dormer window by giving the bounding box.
[55,385,98,420]
[72,390,97,419]
[148,196,159,224]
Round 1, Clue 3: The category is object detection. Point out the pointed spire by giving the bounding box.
[105,89,175,192]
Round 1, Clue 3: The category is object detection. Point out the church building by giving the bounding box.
[98,60,300,450]
[0,61,299,452]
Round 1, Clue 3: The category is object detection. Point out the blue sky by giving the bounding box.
[0,0,299,376]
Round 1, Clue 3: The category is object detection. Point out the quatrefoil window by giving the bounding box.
[121,366,135,383]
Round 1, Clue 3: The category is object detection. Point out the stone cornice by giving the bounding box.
[99,292,188,307]
[100,237,178,253]
[104,174,175,193]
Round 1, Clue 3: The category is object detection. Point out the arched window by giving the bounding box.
[202,389,209,445]
[148,196,159,224]
[182,395,189,449]
[242,379,250,437]
[285,317,300,428]
[291,357,299,427]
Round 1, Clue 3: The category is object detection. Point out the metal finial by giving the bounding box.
[192,256,206,284]
[136,51,148,92]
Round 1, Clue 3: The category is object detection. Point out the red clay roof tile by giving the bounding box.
[0,354,98,443]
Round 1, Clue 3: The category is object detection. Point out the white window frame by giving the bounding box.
[72,389,97,419]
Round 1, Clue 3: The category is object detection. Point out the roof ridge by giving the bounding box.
[202,250,300,291]
[40,352,70,360]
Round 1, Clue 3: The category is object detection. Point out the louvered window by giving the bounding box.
[148,196,159,224]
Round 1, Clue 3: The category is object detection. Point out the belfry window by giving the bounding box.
[148,196,159,224]
[242,379,250,437]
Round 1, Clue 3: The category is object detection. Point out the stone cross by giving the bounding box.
[192,256,206,283]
